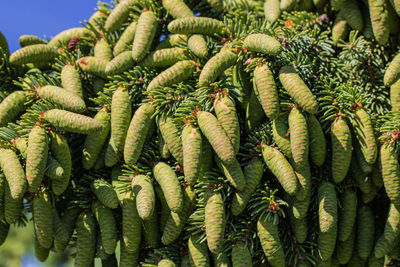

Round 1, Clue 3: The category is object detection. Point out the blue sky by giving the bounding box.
[1,1,112,52]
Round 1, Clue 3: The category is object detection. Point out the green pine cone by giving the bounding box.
[61,64,83,98]
[131,174,155,220]
[142,207,160,248]
[289,107,309,169]
[337,226,355,264]
[374,203,400,258]
[105,86,132,167]
[147,60,197,91]
[158,259,177,267]
[0,173,5,220]
[198,137,214,179]
[33,190,54,249]
[350,157,373,195]
[120,239,139,267]
[37,85,86,113]
[26,125,48,193]
[253,63,280,120]
[385,53,400,87]
[75,211,96,267]
[338,189,357,242]
[214,95,240,154]
[0,91,28,127]
[368,0,390,45]
[205,190,225,254]
[156,184,171,231]
[352,108,377,165]
[292,158,311,202]
[131,11,158,62]
[257,215,285,267]
[216,155,246,191]
[82,109,111,170]
[94,38,113,62]
[331,117,352,183]
[45,155,64,180]
[291,193,310,220]
[9,44,59,65]
[339,0,364,31]
[61,207,79,241]
[4,184,23,224]
[168,17,227,36]
[318,182,338,234]
[34,231,50,262]
[49,133,72,195]
[244,34,282,56]
[187,34,208,58]
[91,179,119,209]
[213,253,231,267]
[52,208,71,253]
[153,162,183,213]
[197,111,236,166]
[288,209,308,243]
[48,27,91,48]
[307,115,326,167]
[198,48,237,87]
[182,124,202,185]
[161,185,195,245]
[162,0,194,18]
[391,79,400,111]
[357,205,375,260]
[43,109,104,134]
[261,144,298,196]
[231,157,264,216]
[318,223,337,261]
[380,143,400,205]
[332,15,349,45]
[113,21,137,56]
[77,56,108,78]
[279,65,318,114]
[105,51,135,75]
[264,0,281,23]
[104,0,138,32]
[368,255,385,267]
[188,234,210,267]
[122,192,142,253]
[0,148,26,200]
[158,116,184,165]
[232,242,252,266]
[156,34,187,50]
[0,31,9,55]
[124,103,155,166]
[272,115,292,158]
[140,47,189,68]
[354,141,373,174]
[91,200,117,255]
